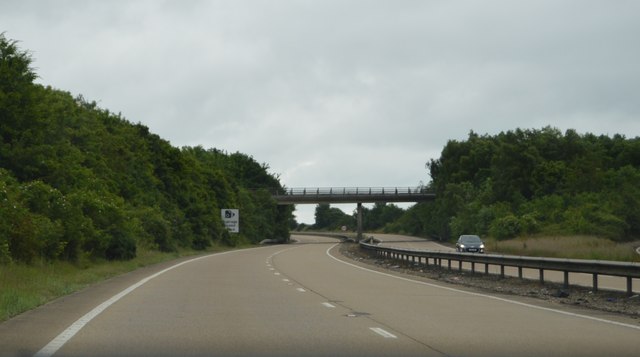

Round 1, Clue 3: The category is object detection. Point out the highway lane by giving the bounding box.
[371,233,640,293]
[282,235,640,356]
[1,235,639,356]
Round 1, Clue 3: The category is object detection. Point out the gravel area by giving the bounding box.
[339,242,640,319]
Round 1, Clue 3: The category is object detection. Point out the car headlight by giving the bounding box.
[480,244,485,249]
[459,244,465,249]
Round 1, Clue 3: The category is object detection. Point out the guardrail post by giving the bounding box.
[563,271,569,288]
[627,277,633,297]
[518,267,523,279]
[458,260,462,271]
[592,274,598,293]
[539,269,545,284]
[447,259,451,270]
[471,262,476,273]
[500,265,505,278]
[485,264,489,275]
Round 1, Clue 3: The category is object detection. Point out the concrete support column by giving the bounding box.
[357,202,363,242]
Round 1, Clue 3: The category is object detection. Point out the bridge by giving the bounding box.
[273,187,436,241]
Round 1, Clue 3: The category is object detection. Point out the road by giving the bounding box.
[372,233,640,293]
[1,234,639,356]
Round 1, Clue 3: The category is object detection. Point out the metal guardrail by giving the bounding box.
[360,240,640,296]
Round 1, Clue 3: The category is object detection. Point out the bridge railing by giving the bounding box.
[275,187,432,196]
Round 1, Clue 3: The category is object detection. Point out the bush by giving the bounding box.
[518,213,539,235]
[105,228,137,260]
[0,238,11,264]
[137,207,174,252]
[564,204,628,240]
[490,215,521,240]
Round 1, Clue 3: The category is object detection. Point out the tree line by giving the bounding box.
[309,129,639,243]
[389,128,640,241]
[0,34,292,264]
[311,202,405,232]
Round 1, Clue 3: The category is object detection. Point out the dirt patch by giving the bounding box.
[339,242,640,319]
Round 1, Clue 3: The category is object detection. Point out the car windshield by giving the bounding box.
[460,235,482,243]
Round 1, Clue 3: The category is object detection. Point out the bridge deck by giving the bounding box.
[273,187,435,204]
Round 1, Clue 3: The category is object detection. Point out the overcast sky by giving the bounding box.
[2,0,639,223]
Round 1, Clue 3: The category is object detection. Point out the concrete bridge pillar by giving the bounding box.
[357,202,363,242]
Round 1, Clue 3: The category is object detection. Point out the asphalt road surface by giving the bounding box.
[1,234,639,356]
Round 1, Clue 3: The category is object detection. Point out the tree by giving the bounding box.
[314,204,353,230]
[402,128,640,242]
[0,35,294,263]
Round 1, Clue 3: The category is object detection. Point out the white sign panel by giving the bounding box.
[221,209,239,233]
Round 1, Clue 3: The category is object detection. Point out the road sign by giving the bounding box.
[221,209,239,233]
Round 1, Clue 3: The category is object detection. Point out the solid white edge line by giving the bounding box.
[33,249,249,357]
[325,243,640,331]
[370,327,398,339]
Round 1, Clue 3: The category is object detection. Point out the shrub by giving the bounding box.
[490,214,521,240]
[105,228,137,260]
[518,213,540,235]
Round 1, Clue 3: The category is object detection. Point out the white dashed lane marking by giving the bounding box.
[321,302,336,308]
[370,327,397,339]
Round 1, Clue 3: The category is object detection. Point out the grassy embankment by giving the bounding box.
[486,235,640,262]
[0,244,249,323]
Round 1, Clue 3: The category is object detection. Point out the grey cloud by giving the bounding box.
[2,0,639,223]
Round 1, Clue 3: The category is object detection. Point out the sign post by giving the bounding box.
[221,209,239,233]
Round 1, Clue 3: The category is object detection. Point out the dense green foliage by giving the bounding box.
[311,202,405,232]
[0,34,292,263]
[387,128,640,242]
[312,204,353,231]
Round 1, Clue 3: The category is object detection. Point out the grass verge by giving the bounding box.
[0,244,245,322]
[486,235,640,262]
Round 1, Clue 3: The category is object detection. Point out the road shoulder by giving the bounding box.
[334,242,640,325]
